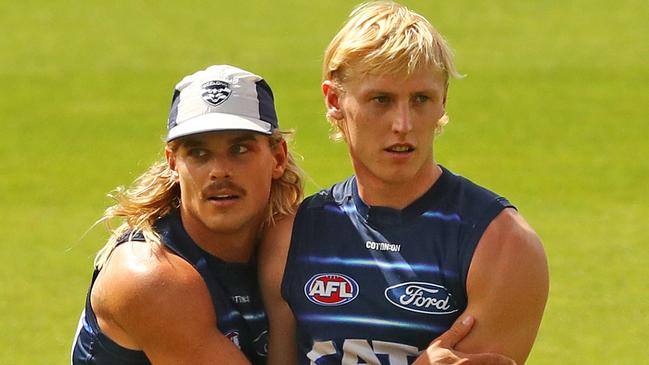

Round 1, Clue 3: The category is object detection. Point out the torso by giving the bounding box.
[282,165,513,364]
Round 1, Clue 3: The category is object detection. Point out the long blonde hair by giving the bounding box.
[93,130,303,269]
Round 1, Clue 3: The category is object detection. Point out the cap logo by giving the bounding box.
[201,80,231,106]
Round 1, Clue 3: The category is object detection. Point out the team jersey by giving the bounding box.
[71,210,268,365]
[282,165,514,365]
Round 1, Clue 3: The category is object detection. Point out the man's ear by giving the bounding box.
[322,80,344,121]
[443,82,449,109]
[271,139,288,179]
[165,147,179,181]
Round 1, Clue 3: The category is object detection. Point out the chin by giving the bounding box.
[203,216,241,230]
[375,168,418,184]
[208,213,263,233]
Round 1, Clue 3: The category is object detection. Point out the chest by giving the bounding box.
[284,209,471,363]
[200,259,269,363]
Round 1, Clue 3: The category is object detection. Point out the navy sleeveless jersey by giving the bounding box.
[282,166,514,364]
[71,211,268,364]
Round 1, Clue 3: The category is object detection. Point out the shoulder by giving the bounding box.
[95,240,206,302]
[264,213,296,243]
[299,176,355,209]
[259,213,296,279]
[92,241,214,345]
[478,208,545,261]
[450,171,509,206]
[467,207,549,308]
[437,168,513,222]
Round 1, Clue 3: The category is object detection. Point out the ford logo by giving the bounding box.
[305,273,359,306]
[384,281,458,315]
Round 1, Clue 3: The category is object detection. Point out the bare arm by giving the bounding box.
[92,242,251,365]
[454,208,549,364]
[258,214,297,365]
[414,316,515,365]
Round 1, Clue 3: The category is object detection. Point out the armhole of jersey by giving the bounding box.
[82,269,102,335]
[80,250,152,364]
[280,200,311,304]
[459,196,515,287]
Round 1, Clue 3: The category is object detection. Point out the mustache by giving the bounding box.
[201,180,246,197]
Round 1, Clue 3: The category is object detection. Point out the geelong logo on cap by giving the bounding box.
[201,80,231,106]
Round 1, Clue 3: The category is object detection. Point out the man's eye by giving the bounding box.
[414,95,430,103]
[231,144,249,154]
[188,148,208,158]
[373,95,390,104]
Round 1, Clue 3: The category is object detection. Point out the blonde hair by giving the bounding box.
[323,1,461,140]
[93,130,303,269]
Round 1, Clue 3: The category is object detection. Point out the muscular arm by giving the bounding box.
[92,241,251,365]
[258,214,297,365]
[454,208,549,364]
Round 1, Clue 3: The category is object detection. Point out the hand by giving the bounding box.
[412,316,517,365]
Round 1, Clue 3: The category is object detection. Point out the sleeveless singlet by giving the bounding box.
[282,166,513,364]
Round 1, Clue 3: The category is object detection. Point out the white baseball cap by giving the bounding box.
[166,65,279,142]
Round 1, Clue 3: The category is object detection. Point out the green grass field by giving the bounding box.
[1,1,647,363]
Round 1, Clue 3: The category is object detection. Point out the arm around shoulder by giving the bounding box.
[456,208,549,364]
[259,214,298,365]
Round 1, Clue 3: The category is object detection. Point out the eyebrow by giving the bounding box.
[228,132,259,144]
[363,88,394,95]
[180,137,205,148]
[180,132,260,148]
[363,88,439,96]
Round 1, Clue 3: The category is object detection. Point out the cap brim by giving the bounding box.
[166,113,272,142]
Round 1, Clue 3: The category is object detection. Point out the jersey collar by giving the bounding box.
[349,165,454,226]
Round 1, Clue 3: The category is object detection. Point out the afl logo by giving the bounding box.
[201,80,231,106]
[384,282,458,315]
[305,273,359,306]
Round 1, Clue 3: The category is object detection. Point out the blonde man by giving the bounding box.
[260,2,548,364]
[72,65,303,365]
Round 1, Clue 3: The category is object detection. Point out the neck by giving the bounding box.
[355,163,442,210]
[178,210,260,263]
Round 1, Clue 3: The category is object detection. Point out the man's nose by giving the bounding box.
[392,102,413,135]
[209,156,233,179]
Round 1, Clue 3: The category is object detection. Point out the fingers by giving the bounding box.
[430,315,475,349]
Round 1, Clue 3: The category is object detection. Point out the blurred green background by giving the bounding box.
[1,0,647,363]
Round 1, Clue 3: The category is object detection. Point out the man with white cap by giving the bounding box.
[71,65,303,365]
